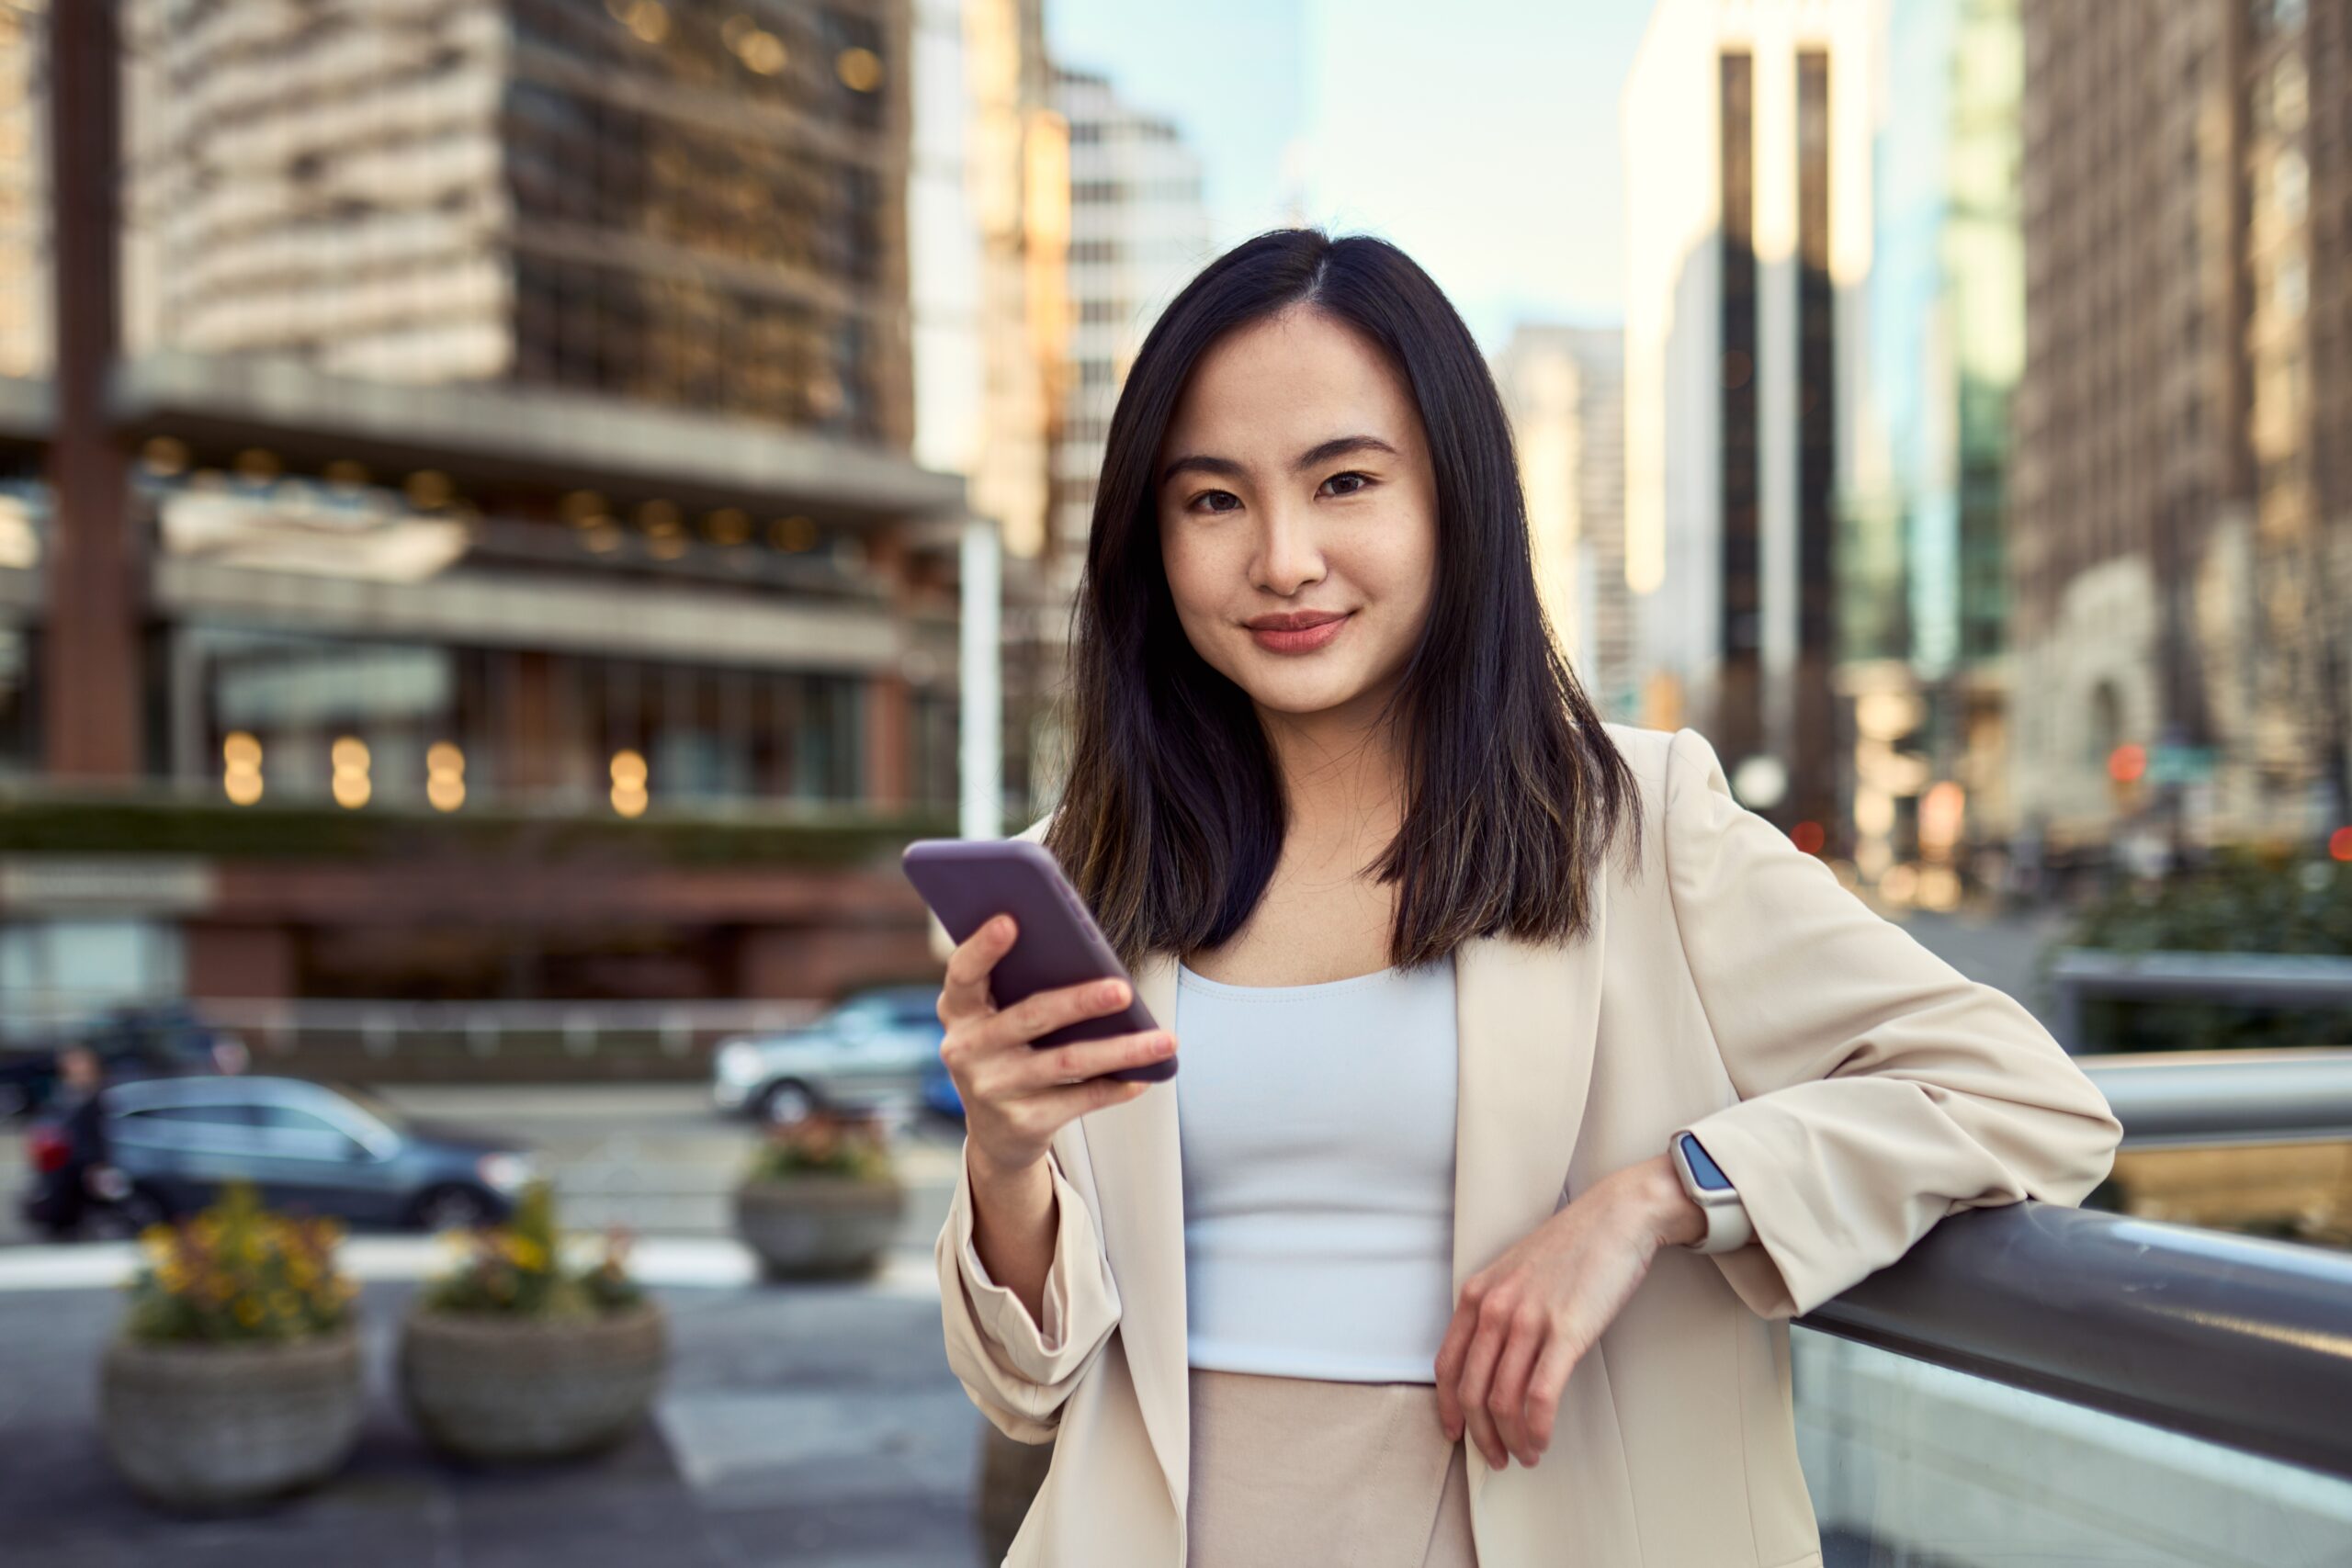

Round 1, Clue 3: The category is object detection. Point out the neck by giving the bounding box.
[1257,689,1408,850]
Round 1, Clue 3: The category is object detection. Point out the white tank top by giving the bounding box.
[1172,955,1459,1383]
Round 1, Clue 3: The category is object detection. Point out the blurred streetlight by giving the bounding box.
[1731,752,1788,811]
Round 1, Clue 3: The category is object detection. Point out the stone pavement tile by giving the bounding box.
[0,1273,991,1567]
[710,1494,978,1568]
[10,1521,455,1568]
[452,1492,735,1568]
[661,1388,978,1497]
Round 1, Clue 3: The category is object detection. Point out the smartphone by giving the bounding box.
[901,839,1174,1083]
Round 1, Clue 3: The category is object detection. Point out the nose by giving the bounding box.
[1250,499,1325,597]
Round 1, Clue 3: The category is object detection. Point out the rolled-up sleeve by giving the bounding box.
[936,1132,1123,1442]
[1661,727,2123,1321]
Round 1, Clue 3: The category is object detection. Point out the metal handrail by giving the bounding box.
[2080,1048,2352,1146]
[1798,1201,2352,1481]
[2051,948,2352,1051]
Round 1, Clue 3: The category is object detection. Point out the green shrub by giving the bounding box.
[2054,851,2352,1053]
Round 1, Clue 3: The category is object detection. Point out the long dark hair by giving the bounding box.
[1046,228,1640,970]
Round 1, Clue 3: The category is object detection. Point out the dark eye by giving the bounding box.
[1189,490,1242,514]
[1319,471,1374,498]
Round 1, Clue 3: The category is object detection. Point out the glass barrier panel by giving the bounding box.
[1792,1326,2352,1567]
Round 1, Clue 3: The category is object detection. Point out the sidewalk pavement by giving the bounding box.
[1,1264,990,1568]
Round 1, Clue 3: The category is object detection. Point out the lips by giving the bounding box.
[1245,610,1351,655]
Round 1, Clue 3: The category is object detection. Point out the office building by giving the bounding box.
[2010,0,2352,852]
[1494,324,1637,722]
[1048,65,1211,602]
[2237,0,2352,836]
[1839,0,2023,891]
[121,0,912,443]
[1623,0,1875,838]
[3,0,972,1011]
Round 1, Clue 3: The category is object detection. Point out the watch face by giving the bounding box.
[1679,1134,1735,1191]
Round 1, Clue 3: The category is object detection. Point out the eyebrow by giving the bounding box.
[1159,434,1401,489]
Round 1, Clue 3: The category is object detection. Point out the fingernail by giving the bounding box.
[1100,981,1127,1005]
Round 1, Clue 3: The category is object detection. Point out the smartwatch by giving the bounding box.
[1668,1130,1754,1254]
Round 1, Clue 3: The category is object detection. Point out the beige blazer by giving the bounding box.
[935,724,2122,1567]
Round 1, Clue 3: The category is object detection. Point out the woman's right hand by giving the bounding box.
[938,914,1176,1181]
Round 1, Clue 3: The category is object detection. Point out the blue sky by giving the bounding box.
[1044,0,1657,350]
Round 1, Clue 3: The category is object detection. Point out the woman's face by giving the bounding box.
[1156,307,1440,727]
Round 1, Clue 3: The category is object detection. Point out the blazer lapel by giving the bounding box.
[1080,951,1191,1517]
[1452,879,1610,1496]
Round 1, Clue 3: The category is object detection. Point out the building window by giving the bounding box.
[183,631,877,811]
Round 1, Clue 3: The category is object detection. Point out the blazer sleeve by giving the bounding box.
[934,1122,1124,1443]
[1662,727,2123,1321]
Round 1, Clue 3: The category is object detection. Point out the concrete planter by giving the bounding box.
[397,1301,668,1462]
[99,1329,364,1510]
[733,1173,907,1280]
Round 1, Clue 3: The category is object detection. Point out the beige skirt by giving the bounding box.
[1186,1367,1477,1568]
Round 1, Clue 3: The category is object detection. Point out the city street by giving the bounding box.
[0,1273,989,1568]
[0,907,2084,1565]
[0,1106,987,1568]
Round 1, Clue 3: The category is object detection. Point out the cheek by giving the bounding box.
[1161,521,1250,606]
[1159,525,1230,646]
[1356,504,1440,615]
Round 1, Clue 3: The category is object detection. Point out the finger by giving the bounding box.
[1524,1332,1581,1458]
[1432,1303,1477,1442]
[940,915,1018,1022]
[1018,1029,1175,1090]
[1487,1315,1544,1466]
[1454,1314,1510,1470]
[980,976,1134,1053]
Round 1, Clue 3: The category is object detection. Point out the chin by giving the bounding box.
[1228,661,1379,718]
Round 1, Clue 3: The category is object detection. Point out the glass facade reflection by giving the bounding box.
[123,0,912,445]
[184,628,888,811]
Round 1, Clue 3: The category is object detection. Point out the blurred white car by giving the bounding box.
[712,986,945,1125]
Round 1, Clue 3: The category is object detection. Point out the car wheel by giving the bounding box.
[412,1184,497,1233]
[756,1078,820,1127]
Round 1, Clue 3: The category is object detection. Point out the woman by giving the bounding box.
[933,230,2120,1567]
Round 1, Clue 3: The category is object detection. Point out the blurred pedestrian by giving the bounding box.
[51,1044,127,1238]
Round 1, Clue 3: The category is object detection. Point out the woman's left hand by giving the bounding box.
[1433,1154,1706,1471]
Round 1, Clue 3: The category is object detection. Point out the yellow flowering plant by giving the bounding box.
[419,1179,642,1320]
[122,1180,357,1345]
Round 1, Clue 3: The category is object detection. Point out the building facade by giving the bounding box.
[1623,0,1875,840]
[908,0,1063,818]
[1007,63,1208,804]
[2011,0,2245,854]
[1839,0,2023,893]
[2239,0,2352,839]
[2010,0,2352,857]
[122,0,914,445]
[1494,324,1638,723]
[2,0,971,1019]
[1047,65,1210,604]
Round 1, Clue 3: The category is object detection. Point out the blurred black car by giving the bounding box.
[0,1002,244,1122]
[19,1076,537,1238]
